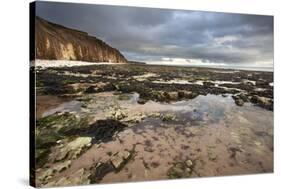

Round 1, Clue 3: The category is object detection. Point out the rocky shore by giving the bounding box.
[36,63,273,110]
[34,63,273,187]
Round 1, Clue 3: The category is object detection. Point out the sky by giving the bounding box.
[36,1,273,68]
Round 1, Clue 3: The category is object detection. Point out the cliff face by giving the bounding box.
[35,17,127,63]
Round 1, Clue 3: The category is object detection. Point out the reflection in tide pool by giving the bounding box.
[41,92,272,128]
[38,92,273,182]
[42,100,82,117]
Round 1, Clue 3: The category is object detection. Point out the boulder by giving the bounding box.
[232,93,249,106]
[178,90,198,99]
[137,98,147,104]
[149,112,161,118]
[167,162,192,179]
[112,109,127,120]
[256,80,269,87]
[241,79,255,86]
[207,150,217,161]
[238,93,249,102]
[234,99,244,106]
[251,95,270,105]
[250,95,273,110]
[178,90,187,98]
[90,162,114,183]
[38,168,55,182]
[87,119,127,142]
[185,160,193,168]
[111,155,124,170]
[85,82,115,93]
[222,94,228,97]
[203,81,215,87]
[55,137,92,161]
[52,160,72,173]
[152,91,166,101]
[161,114,176,121]
[163,91,179,101]
[110,150,133,170]
[124,113,146,124]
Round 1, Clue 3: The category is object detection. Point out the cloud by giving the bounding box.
[36,1,273,67]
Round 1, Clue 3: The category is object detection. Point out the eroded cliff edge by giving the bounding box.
[35,17,127,63]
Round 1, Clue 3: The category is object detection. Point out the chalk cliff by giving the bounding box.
[35,17,127,63]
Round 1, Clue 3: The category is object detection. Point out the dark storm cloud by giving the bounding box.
[36,1,273,66]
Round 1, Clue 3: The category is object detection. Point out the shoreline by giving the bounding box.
[31,59,128,68]
[31,59,273,72]
[146,63,274,72]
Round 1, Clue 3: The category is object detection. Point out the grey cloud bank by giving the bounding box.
[36,1,273,68]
